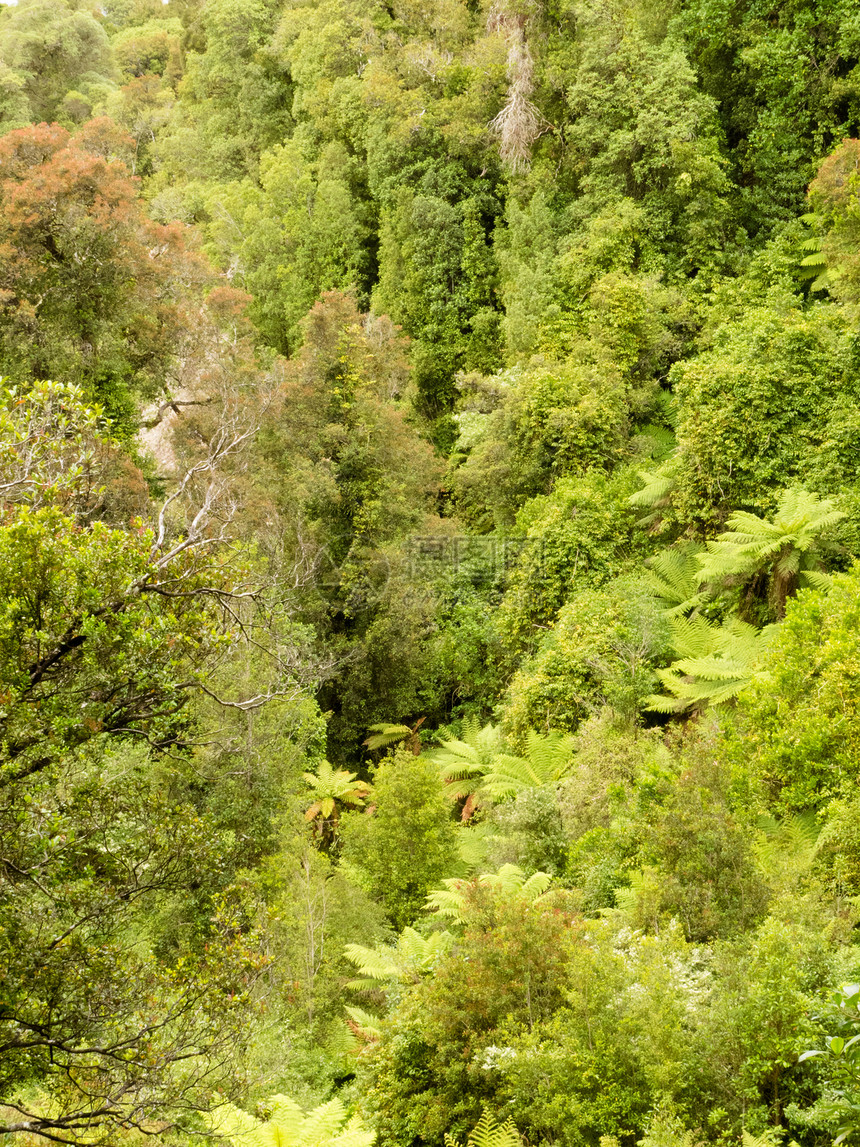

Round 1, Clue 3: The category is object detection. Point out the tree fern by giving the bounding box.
[429,719,506,799]
[481,734,575,798]
[435,725,575,803]
[628,455,679,529]
[344,1005,383,1041]
[425,864,553,923]
[445,1109,522,1147]
[797,217,834,293]
[756,811,821,888]
[644,543,706,616]
[344,926,455,988]
[647,616,774,713]
[364,718,425,754]
[303,762,369,823]
[209,1095,374,1147]
[696,486,845,619]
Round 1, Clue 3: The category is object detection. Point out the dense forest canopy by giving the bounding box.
[5,0,860,1145]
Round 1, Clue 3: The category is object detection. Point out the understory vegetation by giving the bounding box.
[5,1,860,1145]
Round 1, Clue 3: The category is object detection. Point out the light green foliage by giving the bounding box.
[426,864,554,925]
[643,542,706,616]
[503,578,668,739]
[0,386,281,1139]
[496,469,649,646]
[798,982,860,1144]
[432,718,507,799]
[481,731,576,801]
[806,139,860,307]
[616,731,769,940]
[445,1110,522,1147]
[8,0,860,1138]
[111,16,182,80]
[484,784,568,878]
[431,722,574,803]
[303,762,370,839]
[679,0,860,232]
[452,367,632,529]
[648,614,774,713]
[696,487,845,621]
[733,565,860,811]
[211,1093,375,1147]
[340,750,458,929]
[204,138,369,353]
[345,927,456,989]
[0,0,115,127]
[670,301,859,526]
[556,6,733,275]
[165,0,291,181]
[693,917,827,1132]
[360,888,581,1146]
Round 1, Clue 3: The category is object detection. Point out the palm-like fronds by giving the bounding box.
[425,864,553,924]
[344,1005,383,1041]
[432,723,574,803]
[445,1109,522,1147]
[303,761,370,822]
[209,1095,374,1147]
[756,812,821,883]
[647,616,774,713]
[430,719,506,799]
[481,731,575,800]
[697,487,845,618]
[454,821,498,874]
[628,456,678,528]
[644,542,707,616]
[364,718,425,754]
[344,926,456,988]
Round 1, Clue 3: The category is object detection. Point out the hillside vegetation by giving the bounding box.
[3,2,860,1146]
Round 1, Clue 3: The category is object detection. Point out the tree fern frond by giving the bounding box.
[524,729,576,780]
[801,568,834,592]
[344,1005,382,1041]
[696,487,846,618]
[666,613,720,660]
[208,1094,374,1147]
[425,879,470,923]
[363,723,413,750]
[344,927,456,986]
[481,732,574,800]
[343,943,401,982]
[628,468,675,508]
[644,543,706,615]
[649,617,772,712]
[456,821,497,873]
[446,1110,523,1147]
[756,811,821,881]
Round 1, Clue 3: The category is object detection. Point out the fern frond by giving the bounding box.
[343,942,401,982]
[447,1110,523,1147]
[456,821,497,873]
[756,811,821,881]
[649,617,772,712]
[208,1094,375,1147]
[425,879,470,923]
[645,543,706,615]
[801,568,834,592]
[364,723,412,750]
[629,468,675,508]
[344,1005,382,1041]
